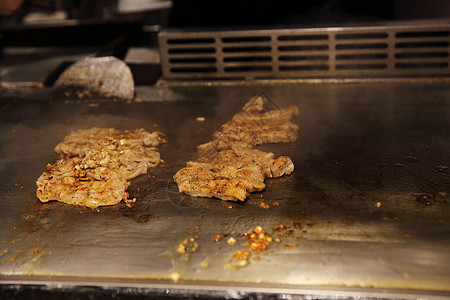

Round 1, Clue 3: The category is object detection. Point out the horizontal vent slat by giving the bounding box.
[395,62,449,69]
[223,56,272,62]
[278,45,329,51]
[335,43,388,50]
[169,67,218,73]
[279,55,329,61]
[279,65,330,71]
[224,66,273,72]
[334,59,391,64]
[395,52,449,59]
[395,41,449,48]
[168,63,218,68]
[223,62,272,67]
[277,34,329,41]
[392,37,450,44]
[396,30,450,38]
[166,37,215,44]
[222,46,271,53]
[335,32,389,40]
[167,48,216,54]
[279,61,330,66]
[336,63,388,70]
[169,57,217,63]
[335,53,388,60]
[221,36,271,43]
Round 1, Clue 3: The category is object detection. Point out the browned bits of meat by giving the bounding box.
[233,250,250,260]
[227,237,237,245]
[212,234,221,242]
[243,226,273,254]
[173,96,298,202]
[272,201,280,207]
[177,236,199,256]
[260,202,270,209]
[274,224,286,231]
[36,127,166,208]
[97,79,103,86]
[285,229,294,235]
[293,221,302,229]
[227,249,251,269]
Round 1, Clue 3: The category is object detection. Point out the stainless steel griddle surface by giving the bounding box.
[0,82,449,296]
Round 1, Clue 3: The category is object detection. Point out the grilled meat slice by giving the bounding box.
[55,127,166,157]
[193,141,294,178]
[55,127,166,180]
[36,158,131,208]
[37,127,166,208]
[174,142,294,201]
[174,96,298,201]
[213,106,299,146]
[174,165,266,201]
[242,96,265,112]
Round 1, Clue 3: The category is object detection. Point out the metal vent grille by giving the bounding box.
[158,22,450,80]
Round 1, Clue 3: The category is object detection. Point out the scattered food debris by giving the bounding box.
[227,237,237,246]
[259,202,270,209]
[196,117,206,122]
[212,234,221,242]
[243,226,273,254]
[293,221,302,229]
[274,224,286,231]
[176,235,199,261]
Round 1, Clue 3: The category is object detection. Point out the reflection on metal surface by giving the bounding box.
[0,83,450,297]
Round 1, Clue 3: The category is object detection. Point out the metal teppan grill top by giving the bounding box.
[158,21,450,80]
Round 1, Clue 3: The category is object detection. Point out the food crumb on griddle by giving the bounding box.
[227,237,237,245]
[259,202,270,209]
